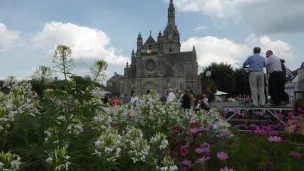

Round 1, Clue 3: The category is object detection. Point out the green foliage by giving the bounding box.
[200,62,250,94]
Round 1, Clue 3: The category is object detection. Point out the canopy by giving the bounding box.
[215,90,228,96]
[100,91,112,96]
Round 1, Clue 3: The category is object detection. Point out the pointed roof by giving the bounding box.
[143,33,157,46]
[300,62,304,68]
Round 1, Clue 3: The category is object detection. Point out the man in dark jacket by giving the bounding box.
[280,59,289,104]
[182,90,191,109]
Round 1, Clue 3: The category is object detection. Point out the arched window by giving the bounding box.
[169,47,173,52]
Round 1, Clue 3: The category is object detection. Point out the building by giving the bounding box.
[296,62,304,99]
[121,0,199,96]
[106,72,123,96]
[285,62,304,101]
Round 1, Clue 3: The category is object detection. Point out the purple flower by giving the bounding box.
[288,151,302,159]
[196,155,210,163]
[220,167,234,171]
[235,124,245,129]
[217,152,229,161]
[207,124,213,130]
[180,160,193,169]
[268,136,281,143]
[255,111,264,117]
[195,147,210,154]
[288,112,295,119]
[254,129,267,136]
[190,128,201,136]
[180,144,189,156]
[216,131,229,138]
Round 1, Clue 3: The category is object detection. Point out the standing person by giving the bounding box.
[280,59,288,104]
[103,96,109,105]
[167,88,176,102]
[189,91,194,110]
[182,90,191,109]
[130,93,138,109]
[265,50,282,106]
[111,96,121,107]
[243,47,266,107]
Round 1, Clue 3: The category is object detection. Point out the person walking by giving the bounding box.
[243,47,266,107]
[167,88,176,102]
[181,90,191,109]
[265,50,282,106]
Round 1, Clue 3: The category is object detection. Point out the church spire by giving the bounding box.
[168,0,175,25]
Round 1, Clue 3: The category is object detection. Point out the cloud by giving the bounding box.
[194,25,207,31]
[32,22,130,65]
[181,34,293,68]
[170,0,304,34]
[0,23,20,51]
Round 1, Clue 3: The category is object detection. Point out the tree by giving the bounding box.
[200,62,234,93]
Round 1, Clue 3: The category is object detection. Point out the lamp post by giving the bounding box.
[206,71,211,80]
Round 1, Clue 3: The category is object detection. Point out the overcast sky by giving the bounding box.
[1,0,303,80]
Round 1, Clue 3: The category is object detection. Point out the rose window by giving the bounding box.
[145,60,156,72]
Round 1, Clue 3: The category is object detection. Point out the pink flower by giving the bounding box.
[254,129,267,136]
[207,124,213,130]
[216,131,229,138]
[180,144,189,156]
[217,152,229,161]
[288,112,295,119]
[180,160,193,169]
[235,124,245,129]
[195,147,210,154]
[255,111,264,117]
[196,155,210,163]
[220,167,234,171]
[268,136,281,143]
[190,128,201,136]
[288,151,302,159]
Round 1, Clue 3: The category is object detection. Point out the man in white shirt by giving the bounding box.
[265,50,282,106]
[167,88,176,102]
[130,93,138,109]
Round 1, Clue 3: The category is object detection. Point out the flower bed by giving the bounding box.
[0,78,303,170]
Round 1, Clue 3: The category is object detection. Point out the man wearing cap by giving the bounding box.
[167,88,176,102]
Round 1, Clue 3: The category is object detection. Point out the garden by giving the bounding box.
[0,45,303,171]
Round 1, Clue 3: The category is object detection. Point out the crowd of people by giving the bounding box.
[243,47,289,107]
[101,89,211,111]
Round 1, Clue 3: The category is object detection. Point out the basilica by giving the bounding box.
[120,0,199,96]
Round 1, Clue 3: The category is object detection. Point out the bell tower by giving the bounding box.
[162,0,181,53]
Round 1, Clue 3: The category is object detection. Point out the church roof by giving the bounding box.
[107,73,123,82]
[300,62,304,68]
[143,35,157,46]
[165,51,193,62]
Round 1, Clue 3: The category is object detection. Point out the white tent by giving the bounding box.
[215,90,228,96]
[100,91,112,96]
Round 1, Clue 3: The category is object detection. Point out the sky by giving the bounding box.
[1,0,304,82]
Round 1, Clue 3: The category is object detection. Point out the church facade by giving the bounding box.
[120,0,199,96]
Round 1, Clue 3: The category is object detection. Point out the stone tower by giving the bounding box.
[161,0,181,53]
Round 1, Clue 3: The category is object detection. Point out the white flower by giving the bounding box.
[46,157,53,163]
